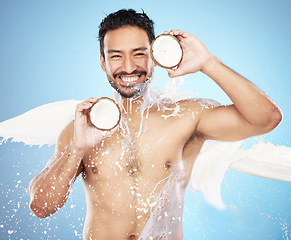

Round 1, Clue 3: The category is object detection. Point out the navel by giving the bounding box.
[128,164,139,176]
[129,235,136,240]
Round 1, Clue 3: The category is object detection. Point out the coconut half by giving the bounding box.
[89,97,121,131]
[150,34,183,69]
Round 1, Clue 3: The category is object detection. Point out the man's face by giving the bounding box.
[100,26,154,98]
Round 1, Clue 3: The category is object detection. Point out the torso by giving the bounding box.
[81,100,205,240]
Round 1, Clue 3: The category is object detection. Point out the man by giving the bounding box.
[28,9,282,240]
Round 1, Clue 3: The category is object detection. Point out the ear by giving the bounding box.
[100,55,106,72]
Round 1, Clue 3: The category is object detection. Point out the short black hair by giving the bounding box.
[98,9,155,57]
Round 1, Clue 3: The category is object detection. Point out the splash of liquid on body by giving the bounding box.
[0,77,290,239]
[138,159,188,240]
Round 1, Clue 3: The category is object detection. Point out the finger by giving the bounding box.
[98,124,119,138]
[168,30,175,36]
[170,29,189,39]
[86,97,99,104]
[76,102,93,113]
[76,98,99,112]
[75,103,92,121]
[166,68,184,78]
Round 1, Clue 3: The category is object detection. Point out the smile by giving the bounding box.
[120,75,139,82]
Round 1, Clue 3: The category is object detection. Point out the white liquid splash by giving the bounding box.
[139,159,187,240]
[0,100,80,146]
[0,77,290,239]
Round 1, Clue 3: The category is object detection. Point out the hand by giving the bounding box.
[74,98,117,150]
[164,30,213,78]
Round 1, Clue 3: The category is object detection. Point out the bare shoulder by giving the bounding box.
[151,98,221,141]
[176,98,221,118]
[176,98,222,138]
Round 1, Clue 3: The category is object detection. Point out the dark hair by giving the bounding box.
[98,9,155,57]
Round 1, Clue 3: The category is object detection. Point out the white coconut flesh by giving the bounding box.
[151,35,183,68]
[90,98,121,130]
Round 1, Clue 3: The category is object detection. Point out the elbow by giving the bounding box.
[260,105,283,133]
[269,105,283,129]
[29,199,56,219]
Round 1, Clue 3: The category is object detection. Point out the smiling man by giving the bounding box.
[101,25,153,98]
[28,9,282,240]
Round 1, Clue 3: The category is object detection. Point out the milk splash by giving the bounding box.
[139,159,188,240]
[0,77,291,238]
[0,100,80,146]
[114,76,291,239]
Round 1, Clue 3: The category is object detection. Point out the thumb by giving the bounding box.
[166,67,184,78]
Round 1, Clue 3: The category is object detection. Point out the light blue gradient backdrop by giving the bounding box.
[0,0,290,239]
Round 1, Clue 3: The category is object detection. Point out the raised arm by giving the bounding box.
[29,98,110,218]
[166,30,282,141]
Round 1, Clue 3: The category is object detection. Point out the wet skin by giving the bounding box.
[79,99,205,239]
[77,26,204,239]
[29,25,281,240]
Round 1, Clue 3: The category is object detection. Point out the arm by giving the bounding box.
[197,58,282,140]
[29,98,110,218]
[29,122,84,218]
[166,30,282,141]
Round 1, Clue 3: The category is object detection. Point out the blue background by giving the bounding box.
[0,0,290,239]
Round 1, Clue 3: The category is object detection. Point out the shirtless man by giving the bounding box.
[28,9,282,240]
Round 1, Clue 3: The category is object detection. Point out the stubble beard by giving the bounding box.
[106,70,153,99]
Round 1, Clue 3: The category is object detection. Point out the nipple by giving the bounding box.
[165,160,172,169]
[92,166,99,174]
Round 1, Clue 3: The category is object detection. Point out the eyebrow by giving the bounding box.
[107,47,148,54]
[132,47,148,52]
[107,49,122,54]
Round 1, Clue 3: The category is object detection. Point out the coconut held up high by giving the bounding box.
[89,97,121,131]
[89,35,182,131]
[150,34,183,69]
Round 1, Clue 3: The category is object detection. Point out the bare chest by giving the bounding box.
[83,125,182,180]
[82,108,203,183]
[81,107,204,238]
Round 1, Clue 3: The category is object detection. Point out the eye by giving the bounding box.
[134,52,146,57]
[110,55,121,59]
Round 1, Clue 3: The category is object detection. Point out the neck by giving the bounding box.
[122,98,141,115]
[112,84,155,115]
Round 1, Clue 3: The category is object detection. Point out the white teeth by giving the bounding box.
[120,76,139,82]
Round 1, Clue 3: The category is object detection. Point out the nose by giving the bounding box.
[122,56,136,74]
